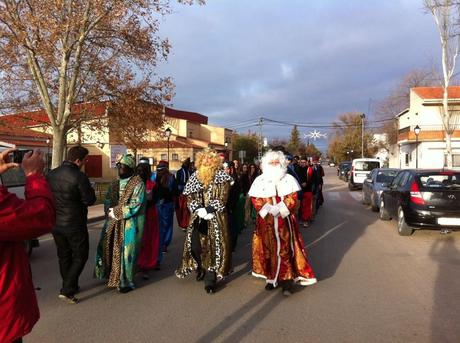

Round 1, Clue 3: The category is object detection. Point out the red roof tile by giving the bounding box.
[413,86,460,99]
[165,107,208,124]
[0,125,51,138]
[140,140,203,149]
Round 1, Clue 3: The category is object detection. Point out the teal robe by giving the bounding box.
[95,176,146,289]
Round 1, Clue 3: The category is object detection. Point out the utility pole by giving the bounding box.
[361,115,364,158]
[257,117,264,162]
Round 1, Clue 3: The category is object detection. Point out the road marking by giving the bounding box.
[305,221,348,249]
[349,192,362,202]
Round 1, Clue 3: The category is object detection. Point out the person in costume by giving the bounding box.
[298,156,314,227]
[175,149,233,294]
[175,158,191,231]
[155,161,177,259]
[94,154,145,293]
[248,150,317,296]
[136,161,160,278]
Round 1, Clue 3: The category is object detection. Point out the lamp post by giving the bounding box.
[224,141,229,159]
[414,125,421,169]
[165,127,172,162]
[45,138,50,171]
[360,113,366,158]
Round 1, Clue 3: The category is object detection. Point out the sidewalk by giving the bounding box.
[88,204,105,224]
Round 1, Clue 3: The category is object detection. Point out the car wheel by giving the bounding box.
[379,197,391,220]
[348,181,354,191]
[397,206,414,236]
[370,193,379,212]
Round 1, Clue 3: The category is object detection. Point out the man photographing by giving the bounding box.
[0,149,55,343]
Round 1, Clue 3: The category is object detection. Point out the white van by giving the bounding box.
[348,158,383,190]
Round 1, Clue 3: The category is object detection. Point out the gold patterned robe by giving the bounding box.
[249,173,317,287]
[175,169,232,279]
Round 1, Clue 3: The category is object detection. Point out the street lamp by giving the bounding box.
[414,125,421,169]
[360,113,366,158]
[96,141,104,149]
[165,127,172,162]
[45,138,50,170]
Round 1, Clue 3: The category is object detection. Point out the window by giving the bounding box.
[172,153,179,161]
[419,172,460,189]
[398,172,411,187]
[354,161,381,171]
[161,153,167,161]
[444,154,460,167]
[405,153,410,166]
[376,170,398,183]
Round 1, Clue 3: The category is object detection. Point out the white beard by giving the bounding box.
[263,164,286,183]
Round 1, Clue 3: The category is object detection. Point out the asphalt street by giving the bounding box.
[27,167,460,343]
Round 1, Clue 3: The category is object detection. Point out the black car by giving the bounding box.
[379,169,460,236]
[0,166,40,255]
[337,161,352,182]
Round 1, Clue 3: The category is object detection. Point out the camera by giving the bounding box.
[10,150,32,164]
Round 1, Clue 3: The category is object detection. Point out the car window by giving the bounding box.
[354,161,381,171]
[376,170,398,183]
[391,172,404,187]
[398,172,410,187]
[419,172,460,189]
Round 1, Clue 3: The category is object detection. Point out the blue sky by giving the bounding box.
[157,0,440,150]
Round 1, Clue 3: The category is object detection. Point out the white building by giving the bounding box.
[391,87,460,169]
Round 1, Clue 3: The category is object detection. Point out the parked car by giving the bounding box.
[329,162,336,167]
[0,162,39,255]
[362,168,399,211]
[348,158,383,190]
[379,169,460,236]
[337,161,352,181]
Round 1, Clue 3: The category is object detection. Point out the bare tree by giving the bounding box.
[374,69,434,152]
[424,0,460,168]
[0,0,203,168]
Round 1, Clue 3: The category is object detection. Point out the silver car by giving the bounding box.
[362,168,399,211]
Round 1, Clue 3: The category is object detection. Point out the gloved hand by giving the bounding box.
[203,213,215,220]
[196,207,208,219]
[268,204,280,217]
[108,208,116,219]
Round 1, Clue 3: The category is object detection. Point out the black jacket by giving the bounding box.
[46,161,96,231]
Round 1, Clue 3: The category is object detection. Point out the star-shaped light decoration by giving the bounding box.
[304,129,327,141]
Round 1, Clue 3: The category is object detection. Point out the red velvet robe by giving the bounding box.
[251,192,316,287]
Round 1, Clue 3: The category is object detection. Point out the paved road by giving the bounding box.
[28,167,460,342]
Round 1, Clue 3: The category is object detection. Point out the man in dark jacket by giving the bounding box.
[46,146,96,303]
[0,149,55,343]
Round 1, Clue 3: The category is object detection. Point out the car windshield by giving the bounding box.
[419,172,460,189]
[341,163,351,169]
[354,161,380,171]
[0,167,26,187]
[376,170,398,183]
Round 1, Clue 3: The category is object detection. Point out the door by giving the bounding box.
[85,155,103,178]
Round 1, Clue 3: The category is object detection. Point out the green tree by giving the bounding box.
[232,132,259,163]
[287,125,301,155]
[328,113,377,163]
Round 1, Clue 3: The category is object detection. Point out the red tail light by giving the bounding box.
[410,181,425,205]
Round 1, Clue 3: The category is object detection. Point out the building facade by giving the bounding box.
[2,103,233,180]
[390,87,460,169]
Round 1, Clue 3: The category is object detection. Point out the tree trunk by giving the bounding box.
[51,127,67,169]
[445,132,453,168]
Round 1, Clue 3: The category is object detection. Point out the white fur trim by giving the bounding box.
[259,203,270,218]
[294,277,317,286]
[248,173,301,198]
[277,201,290,218]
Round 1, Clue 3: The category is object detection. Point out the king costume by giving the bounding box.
[248,151,317,294]
[95,154,145,292]
[176,150,233,294]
